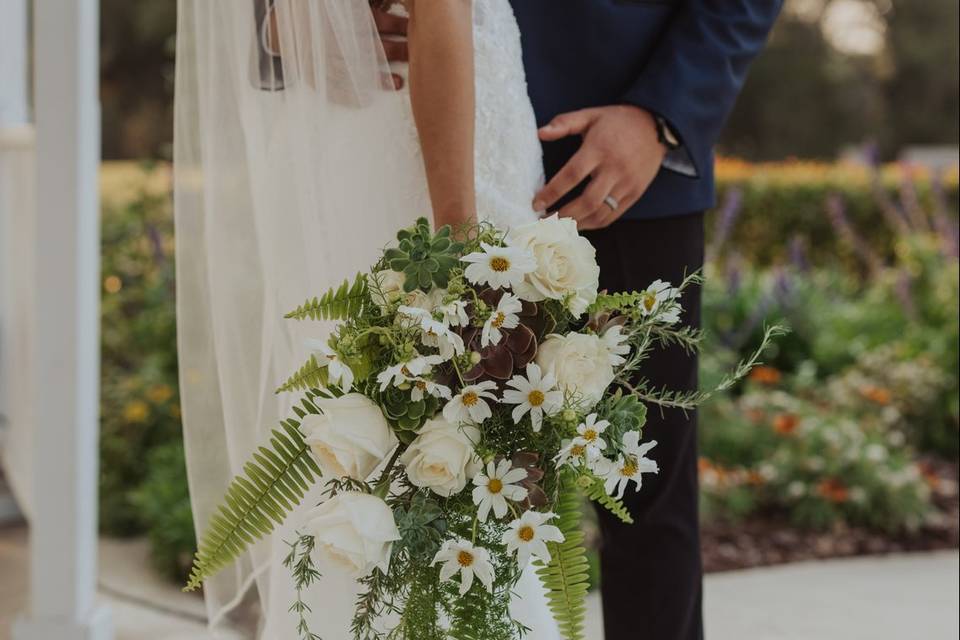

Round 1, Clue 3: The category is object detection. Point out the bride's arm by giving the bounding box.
[406,0,476,229]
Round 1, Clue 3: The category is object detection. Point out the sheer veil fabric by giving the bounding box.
[175,1,555,637]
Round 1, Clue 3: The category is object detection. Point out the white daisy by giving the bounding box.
[443,381,499,425]
[432,538,495,595]
[305,338,354,392]
[437,299,470,327]
[471,459,528,522]
[554,438,590,468]
[420,317,466,360]
[396,304,434,323]
[410,377,452,402]
[574,413,609,461]
[638,279,682,324]
[502,511,564,567]
[376,354,444,391]
[461,242,536,290]
[603,432,658,499]
[502,363,563,432]
[398,306,466,360]
[600,324,631,366]
[481,293,522,348]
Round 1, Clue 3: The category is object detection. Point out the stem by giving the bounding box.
[372,444,404,498]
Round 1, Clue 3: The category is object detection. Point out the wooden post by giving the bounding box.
[12,0,113,637]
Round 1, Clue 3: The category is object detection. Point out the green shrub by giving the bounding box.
[99,162,181,535]
[700,389,934,532]
[131,441,196,582]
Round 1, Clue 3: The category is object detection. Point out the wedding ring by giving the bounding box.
[603,195,619,212]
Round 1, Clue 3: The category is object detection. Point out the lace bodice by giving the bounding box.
[472,0,544,230]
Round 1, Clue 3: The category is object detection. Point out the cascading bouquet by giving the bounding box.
[184,215,778,640]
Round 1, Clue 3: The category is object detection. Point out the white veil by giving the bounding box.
[174,1,427,635]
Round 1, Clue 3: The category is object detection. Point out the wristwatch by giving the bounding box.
[654,115,681,151]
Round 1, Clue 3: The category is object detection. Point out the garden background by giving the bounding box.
[53,0,960,593]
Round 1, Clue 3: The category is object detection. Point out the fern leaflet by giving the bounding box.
[536,470,591,640]
[285,273,369,321]
[276,354,327,394]
[581,475,634,524]
[184,396,323,591]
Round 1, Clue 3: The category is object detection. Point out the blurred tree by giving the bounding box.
[100,0,176,159]
[721,0,959,160]
[98,0,958,161]
[881,0,960,154]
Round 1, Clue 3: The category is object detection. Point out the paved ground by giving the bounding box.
[2,524,957,639]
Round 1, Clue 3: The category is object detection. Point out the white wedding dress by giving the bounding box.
[175,1,557,638]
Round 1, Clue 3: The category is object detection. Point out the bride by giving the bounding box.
[174,1,558,637]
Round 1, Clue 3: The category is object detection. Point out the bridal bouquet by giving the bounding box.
[185,216,776,640]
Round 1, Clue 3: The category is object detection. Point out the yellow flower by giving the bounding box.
[147,384,174,404]
[123,400,150,423]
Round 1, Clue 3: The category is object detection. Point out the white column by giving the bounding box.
[12,0,112,638]
[1,0,32,524]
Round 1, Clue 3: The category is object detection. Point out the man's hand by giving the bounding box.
[373,7,409,89]
[532,105,667,230]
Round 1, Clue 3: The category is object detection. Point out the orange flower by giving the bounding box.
[918,463,941,491]
[816,478,849,503]
[749,365,782,385]
[772,413,799,435]
[746,470,765,486]
[859,385,892,406]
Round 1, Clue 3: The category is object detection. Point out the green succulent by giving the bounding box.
[379,385,439,443]
[383,217,464,292]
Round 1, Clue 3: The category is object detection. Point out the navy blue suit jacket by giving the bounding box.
[510,0,782,219]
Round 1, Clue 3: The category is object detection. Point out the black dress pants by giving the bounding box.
[584,212,705,640]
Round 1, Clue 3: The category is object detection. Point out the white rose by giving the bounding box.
[370,270,407,310]
[506,214,600,317]
[536,332,615,408]
[400,418,481,497]
[304,492,400,576]
[301,393,398,481]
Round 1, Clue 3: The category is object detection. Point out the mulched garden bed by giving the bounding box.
[701,459,959,573]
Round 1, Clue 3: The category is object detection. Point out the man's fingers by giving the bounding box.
[533,150,599,212]
[557,172,616,222]
[578,185,636,230]
[373,9,408,36]
[538,109,598,141]
[381,38,409,63]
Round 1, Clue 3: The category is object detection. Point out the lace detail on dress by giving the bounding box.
[473,0,544,231]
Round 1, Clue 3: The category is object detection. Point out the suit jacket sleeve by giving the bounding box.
[622,0,783,178]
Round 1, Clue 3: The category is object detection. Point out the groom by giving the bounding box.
[378,2,782,638]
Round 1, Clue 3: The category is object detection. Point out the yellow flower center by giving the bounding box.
[487,478,503,494]
[621,461,638,477]
[643,292,657,312]
[490,256,511,272]
[527,390,545,407]
[583,429,597,442]
[462,391,479,407]
[571,444,586,457]
[415,380,427,391]
[457,550,474,567]
[401,366,412,376]
[518,526,535,542]
[491,311,506,328]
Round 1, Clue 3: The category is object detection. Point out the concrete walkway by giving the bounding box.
[2,524,957,639]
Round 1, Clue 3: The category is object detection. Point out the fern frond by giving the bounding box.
[184,399,323,591]
[581,475,634,524]
[536,471,591,640]
[276,354,327,394]
[285,273,369,321]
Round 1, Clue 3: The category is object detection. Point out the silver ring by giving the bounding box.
[603,195,619,212]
